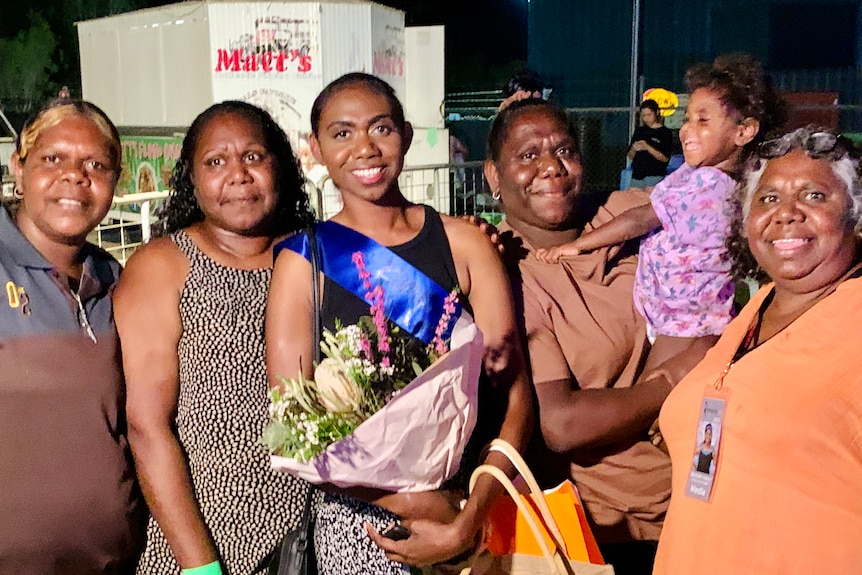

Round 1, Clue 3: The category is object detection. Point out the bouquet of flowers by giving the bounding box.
[264,251,484,493]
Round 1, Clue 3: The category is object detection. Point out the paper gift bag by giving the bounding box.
[461,439,613,575]
[485,479,603,564]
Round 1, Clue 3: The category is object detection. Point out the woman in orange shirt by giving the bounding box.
[654,126,862,574]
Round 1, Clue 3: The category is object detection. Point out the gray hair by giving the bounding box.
[739,127,862,230]
[728,126,862,281]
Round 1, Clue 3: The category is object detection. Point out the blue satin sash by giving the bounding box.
[274,221,461,344]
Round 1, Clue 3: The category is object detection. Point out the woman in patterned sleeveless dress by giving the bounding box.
[265,73,534,574]
[114,102,315,574]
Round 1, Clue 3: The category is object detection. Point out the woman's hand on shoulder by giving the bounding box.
[441,214,505,296]
[460,215,505,253]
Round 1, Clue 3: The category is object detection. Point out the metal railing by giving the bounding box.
[91,191,169,265]
[92,163,498,265]
[305,161,498,221]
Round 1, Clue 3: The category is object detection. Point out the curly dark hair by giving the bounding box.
[685,53,788,162]
[486,97,579,163]
[727,126,862,282]
[157,100,315,236]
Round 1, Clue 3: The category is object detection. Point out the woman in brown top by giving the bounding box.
[483,97,676,575]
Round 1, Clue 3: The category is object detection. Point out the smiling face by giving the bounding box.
[310,83,411,206]
[485,107,584,235]
[746,150,857,294]
[13,115,117,248]
[190,112,278,236]
[680,88,755,171]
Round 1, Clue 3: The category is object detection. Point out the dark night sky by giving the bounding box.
[383,0,528,65]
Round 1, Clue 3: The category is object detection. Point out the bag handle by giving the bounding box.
[483,439,570,558]
[469,464,571,575]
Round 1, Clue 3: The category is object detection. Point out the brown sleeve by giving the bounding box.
[522,284,573,386]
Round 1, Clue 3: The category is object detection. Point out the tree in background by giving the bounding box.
[0,0,153,115]
[0,14,58,112]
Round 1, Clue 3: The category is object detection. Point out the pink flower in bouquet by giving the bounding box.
[352,252,371,288]
[264,250,466,467]
[352,252,391,358]
[431,290,460,356]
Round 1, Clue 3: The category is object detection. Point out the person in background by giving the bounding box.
[499,70,549,110]
[627,99,673,189]
[484,96,672,575]
[267,72,534,573]
[654,126,862,574]
[449,131,471,214]
[0,98,146,573]
[114,101,314,575]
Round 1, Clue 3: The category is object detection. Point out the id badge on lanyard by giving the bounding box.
[684,363,732,502]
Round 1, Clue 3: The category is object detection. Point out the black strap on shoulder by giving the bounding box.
[307,225,322,364]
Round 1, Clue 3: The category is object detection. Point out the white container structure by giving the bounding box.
[78,1,450,217]
[78,1,407,140]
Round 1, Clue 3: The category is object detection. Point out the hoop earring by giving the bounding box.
[492,190,501,201]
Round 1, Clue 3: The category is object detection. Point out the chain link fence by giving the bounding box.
[446,102,862,205]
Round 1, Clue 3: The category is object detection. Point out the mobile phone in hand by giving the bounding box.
[380,524,411,541]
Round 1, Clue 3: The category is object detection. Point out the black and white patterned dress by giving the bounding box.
[136,230,307,575]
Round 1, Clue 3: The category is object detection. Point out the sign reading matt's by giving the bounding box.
[212,9,317,76]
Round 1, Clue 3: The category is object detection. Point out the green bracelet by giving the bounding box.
[181,561,223,575]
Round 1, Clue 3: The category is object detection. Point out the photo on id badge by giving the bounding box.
[685,397,725,501]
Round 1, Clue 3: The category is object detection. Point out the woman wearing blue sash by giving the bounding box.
[266,73,534,572]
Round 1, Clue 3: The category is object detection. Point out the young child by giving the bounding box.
[537,54,786,371]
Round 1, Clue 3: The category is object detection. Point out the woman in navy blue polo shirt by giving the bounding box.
[0,99,146,573]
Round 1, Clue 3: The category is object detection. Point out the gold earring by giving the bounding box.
[492,190,501,201]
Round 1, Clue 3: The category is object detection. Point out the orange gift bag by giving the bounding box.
[462,439,614,575]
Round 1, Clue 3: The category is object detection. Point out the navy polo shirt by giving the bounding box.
[0,205,119,339]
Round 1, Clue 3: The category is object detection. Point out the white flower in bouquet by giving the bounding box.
[314,358,362,413]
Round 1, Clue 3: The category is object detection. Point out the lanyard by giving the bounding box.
[717,261,862,389]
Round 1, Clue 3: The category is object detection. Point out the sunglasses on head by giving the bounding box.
[758,131,849,159]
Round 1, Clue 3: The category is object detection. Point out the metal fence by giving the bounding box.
[90,191,167,265]
[89,163,498,265]
[306,161,497,221]
[450,107,636,195]
[79,96,862,264]
[448,103,862,198]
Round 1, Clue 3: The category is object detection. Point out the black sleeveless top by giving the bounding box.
[320,205,460,336]
[318,206,497,490]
